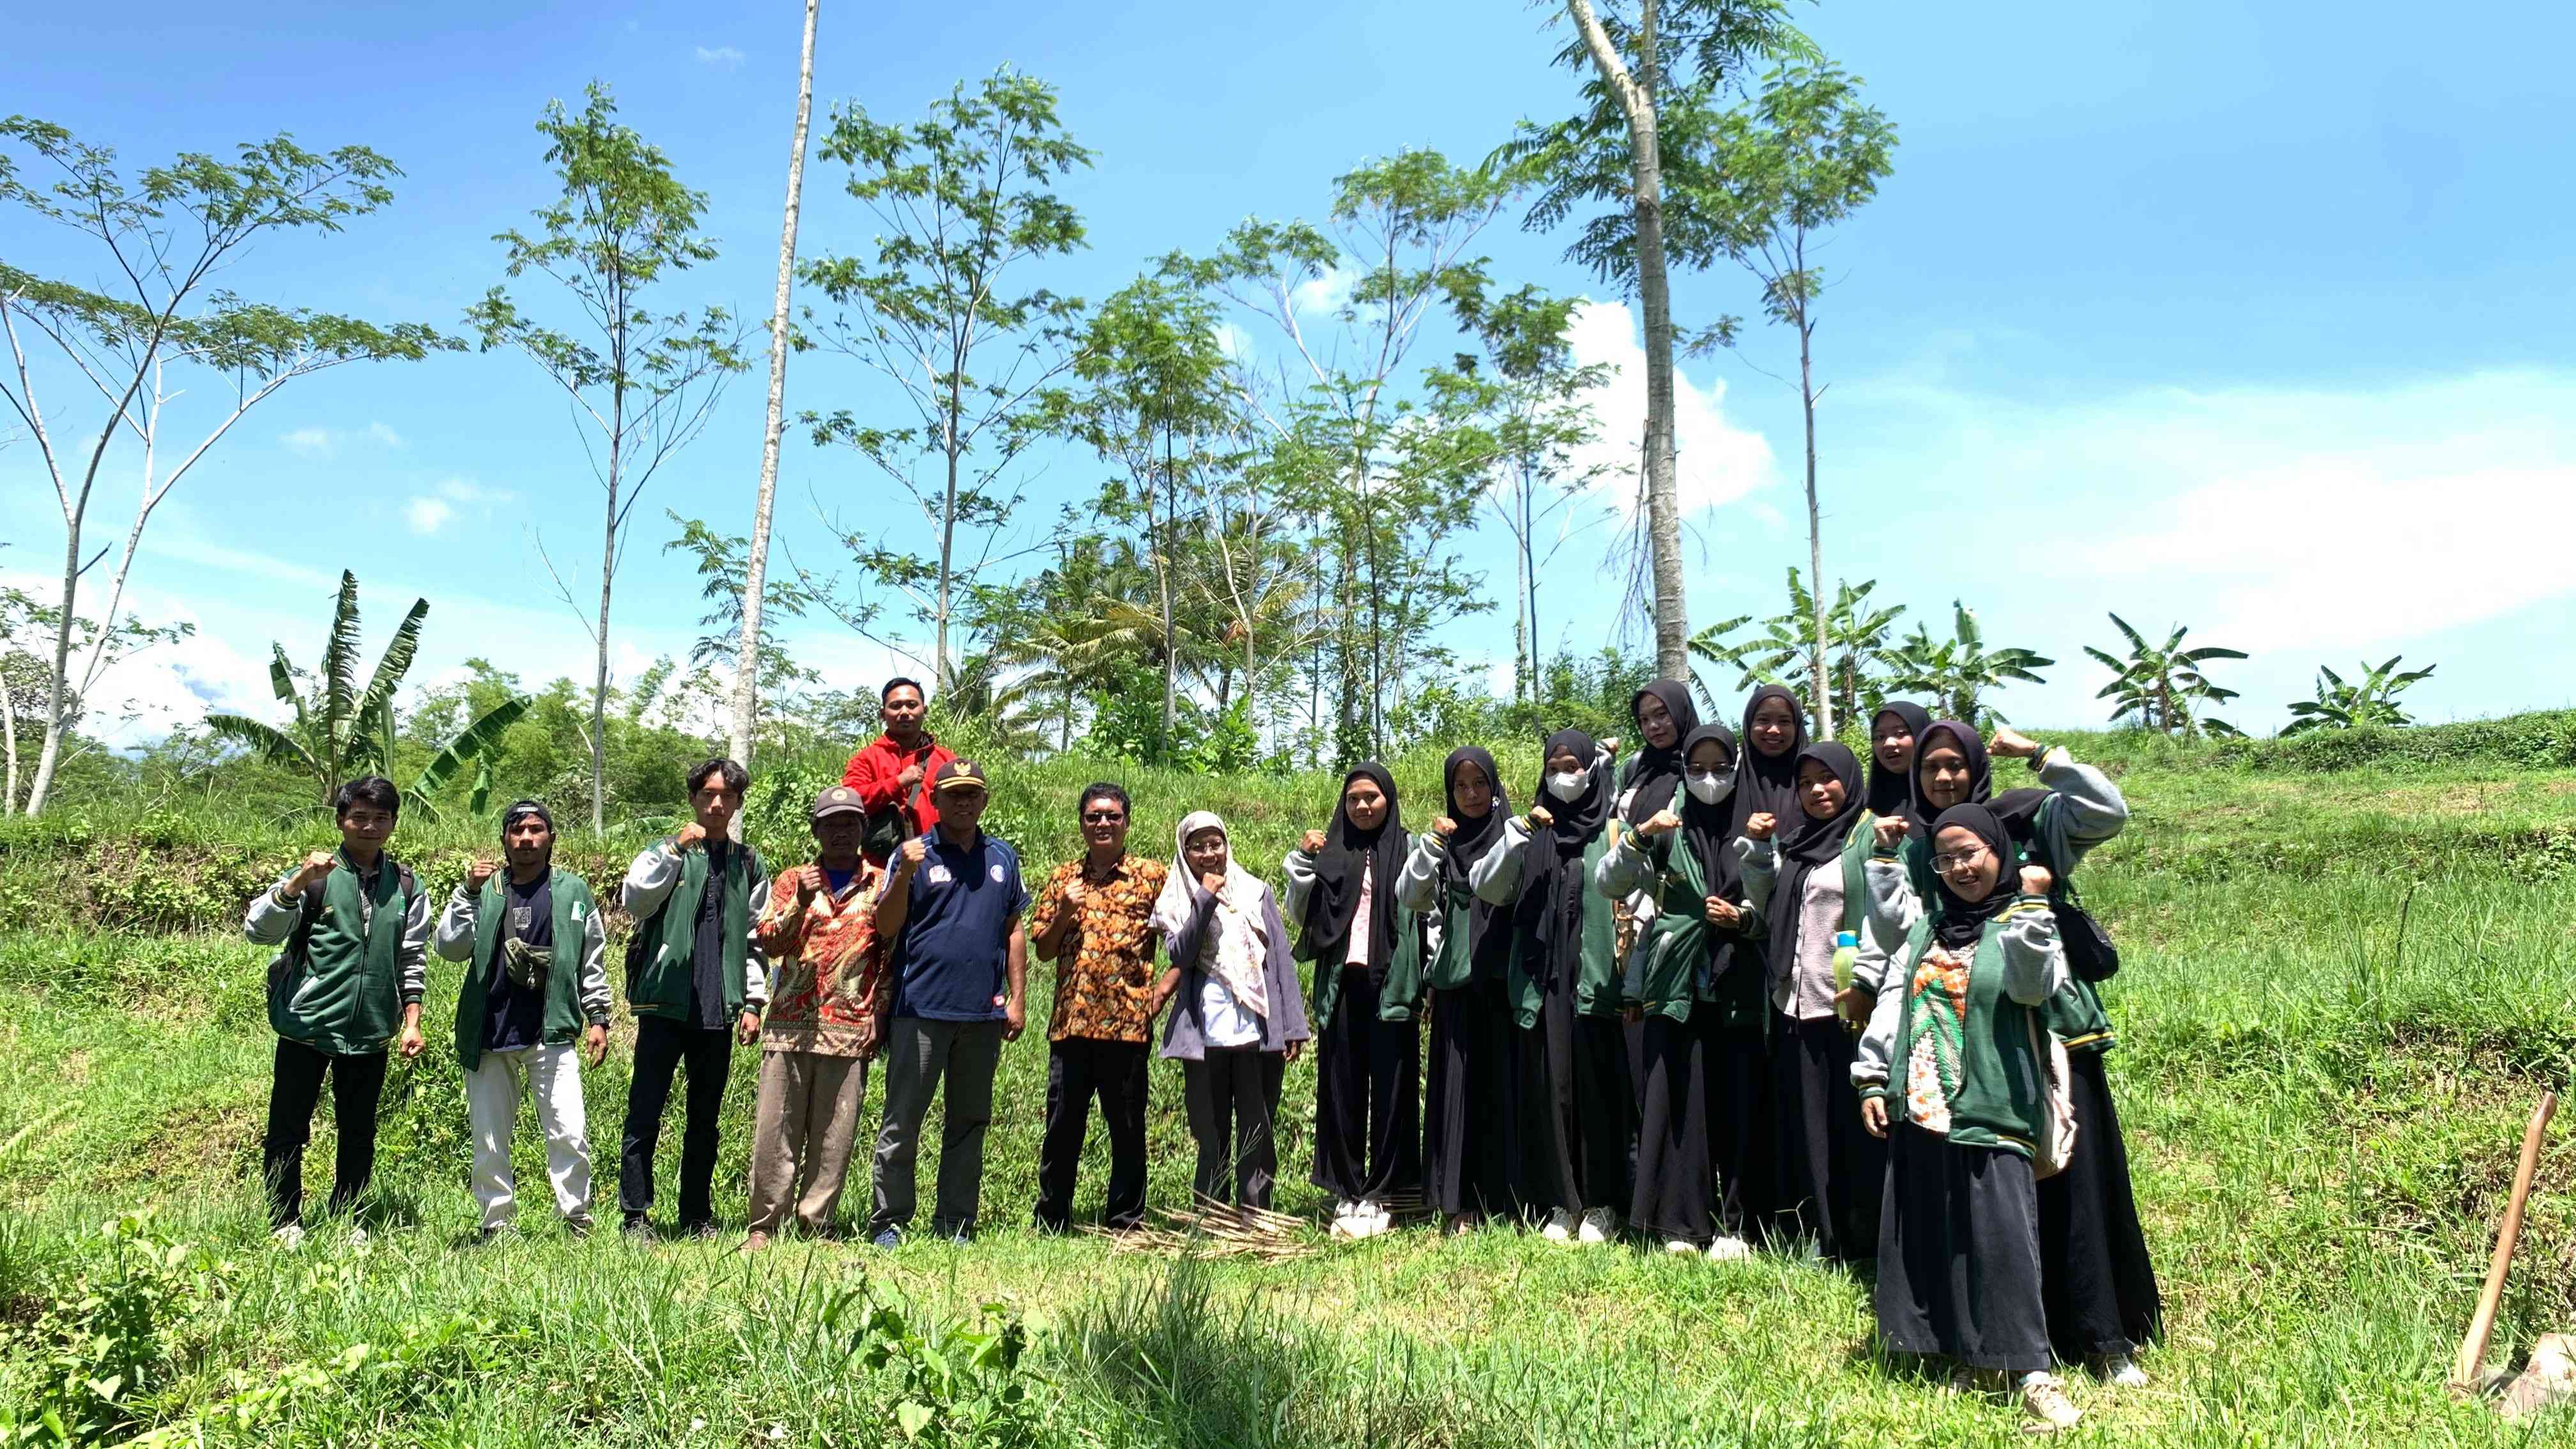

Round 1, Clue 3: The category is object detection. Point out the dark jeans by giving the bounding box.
[263,1037,387,1227]
[1034,1037,1150,1231]
[869,1016,1008,1239]
[1183,1045,1285,1211]
[619,1016,735,1227]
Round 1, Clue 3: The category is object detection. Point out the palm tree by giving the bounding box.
[1686,570,1904,730]
[1888,601,2054,724]
[206,571,529,817]
[2284,656,2434,735]
[2083,613,2248,737]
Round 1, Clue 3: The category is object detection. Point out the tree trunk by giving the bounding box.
[937,379,961,691]
[3,656,20,815]
[22,517,80,816]
[1567,0,1688,680]
[1160,429,1177,755]
[1800,310,1830,740]
[594,388,622,832]
[728,0,821,772]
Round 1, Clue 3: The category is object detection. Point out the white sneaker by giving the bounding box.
[1363,1200,1392,1231]
[270,1224,305,1252]
[344,1225,370,1254]
[1540,1209,1576,1242]
[2019,1374,2082,1432]
[1704,1234,1754,1262]
[2103,1354,2149,1388]
[1577,1208,1617,1245]
[1664,1238,1699,1255]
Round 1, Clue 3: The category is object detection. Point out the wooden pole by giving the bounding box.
[2454,1090,2557,1392]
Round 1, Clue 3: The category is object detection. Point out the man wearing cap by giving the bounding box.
[865,758,1029,1246]
[741,785,890,1250]
[841,678,958,864]
[432,799,610,1240]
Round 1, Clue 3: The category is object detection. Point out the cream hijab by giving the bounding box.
[1151,810,1269,1018]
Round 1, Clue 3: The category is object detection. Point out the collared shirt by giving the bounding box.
[753,861,887,1057]
[1028,853,1169,1043]
[887,829,1029,1022]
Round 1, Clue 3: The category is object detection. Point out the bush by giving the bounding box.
[0,1213,229,1447]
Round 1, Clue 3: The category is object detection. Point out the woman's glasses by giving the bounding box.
[1931,844,1993,875]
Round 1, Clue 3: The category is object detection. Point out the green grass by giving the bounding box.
[3,720,2574,1444]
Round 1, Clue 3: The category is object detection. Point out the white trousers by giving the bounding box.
[465,1042,594,1229]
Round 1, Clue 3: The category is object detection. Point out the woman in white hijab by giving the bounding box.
[1154,811,1311,1218]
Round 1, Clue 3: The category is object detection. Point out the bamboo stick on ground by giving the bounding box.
[2453,1090,2558,1393]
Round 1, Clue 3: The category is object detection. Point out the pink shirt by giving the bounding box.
[1343,858,1374,969]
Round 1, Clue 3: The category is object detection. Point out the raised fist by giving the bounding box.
[1431,816,1458,839]
[674,822,709,852]
[900,838,928,871]
[1873,816,1910,850]
[467,857,499,889]
[1989,726,2042,761]
[1703,895,1738,928]
[1639,809,1682,838]
[898,762,926,790]
[288,850,338,893]
[1301,829,1327,855]
[794,866,821,905]
[1527,805,1554,829]
[1743,812,1777,842]
[2019,864,2054,896]
[1199,871,1227,896]
[1062,877,1089,909]
[1599,735,1622,758]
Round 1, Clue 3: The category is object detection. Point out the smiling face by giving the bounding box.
[1931,824,2003,901]
[940,785,990,832]
[1797,758,1848,820]
[812,813,864,867]
[1919,736,1975,810]
[1749,697,1798,758]
[335,803,395,861]
[1344,776,1388,832]
[1080,791,1130,857]
[1451,759,1494,820]
[1872,712,1919,775]
[880,683,926,742]
[1635,691,1678,751]
[1184,826,1229,878]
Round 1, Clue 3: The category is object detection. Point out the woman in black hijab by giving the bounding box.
[1742,739,1885,1260]
[1617,680,1701,827]
[1618,721,1773,1257]
[1406,746,1519,1230]
[1866,702,1935,832]
[1476,728,1629,1241]
[1731,684,1809,837]
[1282,762,1422,1237]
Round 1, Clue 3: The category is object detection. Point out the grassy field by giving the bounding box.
[3,716,2575,1445]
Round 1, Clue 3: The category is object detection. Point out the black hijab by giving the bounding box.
[1440,746,1515,975]
[1763,740,1866,973]
[1674,723,1744,896]
[1516,727,1610,986]
[1927,802,2019,949]
[1620,678,1701,827]
[1307,762,1406,970]
[1865,702,1934,829]
[1912,720,1991,814]
[1731,684,1810,837]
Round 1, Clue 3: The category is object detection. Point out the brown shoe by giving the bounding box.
[740,1230,771,1254]
[2020,1374,2083,1433]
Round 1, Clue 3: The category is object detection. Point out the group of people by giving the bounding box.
[245,676,2160,1431]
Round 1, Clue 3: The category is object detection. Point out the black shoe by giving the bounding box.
[621,1215,654,1241]
[683,1219,721,1241]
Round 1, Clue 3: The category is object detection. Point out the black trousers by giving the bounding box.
[2038,1050,2163,1360]
[263,1037,387,1227]
[1311,967,1421,1204]
[1425,979,1517,1218]
[1772,1011,1885,1260]
[1183,1045,1286,1211]
[620,1016,735,1227]
[1034,1037,1151,1230]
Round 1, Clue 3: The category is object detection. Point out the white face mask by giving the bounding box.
[1684,769,1735,806]
[1546,770,1588,802]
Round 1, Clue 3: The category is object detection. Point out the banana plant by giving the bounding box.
[2283,656,2434,735]
[1887,601,2054,724]
[2082,613,2247,737]
[206,570,528,816]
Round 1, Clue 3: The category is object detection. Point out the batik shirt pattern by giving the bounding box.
[1030,854,1169,1043]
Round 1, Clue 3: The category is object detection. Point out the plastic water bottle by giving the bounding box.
[1831,930,1859,994]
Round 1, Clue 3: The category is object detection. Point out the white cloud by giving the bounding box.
[694,45,746,68]
[1560,299,1777,518]
[281,427,332,456]
[366,421,404,448]
[141,534,339,591]
[437,477,518,506]
[404,497,456,535]
[1292,265,1354,318]
[275,422,403,458]
[1211,321,1255,362]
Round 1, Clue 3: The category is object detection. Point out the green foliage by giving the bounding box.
[2285,656,2436,736]
[1884,599,2054,726]
[0,1213,229,1447]
[1688,571,1917,728]
[2083,612,2249,737]
[1680,63,1899,339]
[832,1289,1048,1445]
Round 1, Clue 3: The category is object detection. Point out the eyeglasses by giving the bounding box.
[1931,845,1992,874]
[1082,810,1125,824]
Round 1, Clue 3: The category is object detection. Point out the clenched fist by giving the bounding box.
[1199,871,1226,896]
[1703,895,1738,928]
[1989,726,2042,761]
[898,762,926,790]
[1062,877,1089,909]
[1528,805,1554,829]
[1431,816,1457,839]
[1743,812,1777,842]
[286,850,339,894]
[2019,864,2054,896]
[794,866,822,905]
[467,857,499,890]
[674,822,709,852]
[1637,809,1682,839]
[1599,735,1622,758]
[1873,816,1910,850]
[899,838,928,872]
[1301,829,1327,855]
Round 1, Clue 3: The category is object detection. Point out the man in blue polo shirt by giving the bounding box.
[865,758,1029,1245]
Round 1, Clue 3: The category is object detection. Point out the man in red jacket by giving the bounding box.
[841,678,957,864]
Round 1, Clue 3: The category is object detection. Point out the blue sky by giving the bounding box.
[6,0,2572,746]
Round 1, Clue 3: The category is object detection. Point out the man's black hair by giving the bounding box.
[687,758,750,797]
[334,776,401,820]
[880,677,925,704]
[1077,781,1130,818]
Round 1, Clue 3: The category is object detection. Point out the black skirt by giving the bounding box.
[1425,978,1517,1218]
[1310,967,1422,1204]
[1769,1011,1885,1259]
[2037,1050,2163,1359]
[1875,1121,2053,1374]
[1630,1009,1769,1245]
[1512,971,1584,1217]
[1572,1011,1638,1215]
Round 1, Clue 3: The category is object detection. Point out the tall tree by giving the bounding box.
[0,119,450,815]
[799,68,1092,689]
[1696,63,1896,738]
[728,0,822,770]
[468,82,749,829]
[1501,0,1812,679]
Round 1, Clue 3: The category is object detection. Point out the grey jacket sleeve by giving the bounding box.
[1997,898,2069,1006]
[1395,832,1446,914]
[1851,857,1921,997]
[1469,818,1532,905]
[1853,965,1908,1093]
[622,842,682,917]
[1594,826,1651,899]
[1280,848,1319,922]
[743,868,772,1008]
[244,868,303,945]
[397,886,431,1006]
[576,895,611,1025]
[2035,747,2130,864]
[432,885,479,962]
[1736,837,1779,916]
